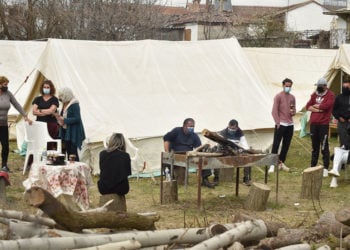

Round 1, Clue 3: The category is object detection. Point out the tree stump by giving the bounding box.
[173,166,187,185]
[99,193,127,212]
[244,182,270,211]
[300,165,323,200]
[219,169,235,182]
[161,180,178,204]
[0,178,6,201]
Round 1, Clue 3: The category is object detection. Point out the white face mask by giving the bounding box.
[284,87,291,93]
[43,88,50,95]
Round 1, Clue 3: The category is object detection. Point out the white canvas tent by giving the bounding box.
[17,37,276,175]
[324,44,350,94]
[0,40,46,117]
[243,47,337,115]
[0,40,46,143]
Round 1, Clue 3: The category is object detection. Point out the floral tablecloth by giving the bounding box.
[23,161,93,210]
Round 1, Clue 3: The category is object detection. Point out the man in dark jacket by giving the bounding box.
[328,79,350,183]
[163,118,215,188]
[332,79,350,148]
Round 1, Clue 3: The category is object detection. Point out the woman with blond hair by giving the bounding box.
[0,76,32,172]
[98,133,132,196]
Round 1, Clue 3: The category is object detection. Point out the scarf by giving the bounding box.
[62,97,79,129]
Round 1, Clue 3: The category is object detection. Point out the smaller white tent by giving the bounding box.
[0,41,46,117]
[243,47,337,114]
[324,44,350,94]
[17,38,275,175]
[0,40,46,142]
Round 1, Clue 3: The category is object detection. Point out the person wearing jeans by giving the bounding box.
[306,77,335,177]
[0,76,32,172]
[269,78,296,173]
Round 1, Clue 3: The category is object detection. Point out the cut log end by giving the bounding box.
[24,186,46,207]
[244,182,271,211]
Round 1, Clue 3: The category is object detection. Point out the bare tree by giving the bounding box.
[0,0,167,41]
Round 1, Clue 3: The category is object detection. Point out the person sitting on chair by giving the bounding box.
[213,119,251,186]
[163,118,215,188]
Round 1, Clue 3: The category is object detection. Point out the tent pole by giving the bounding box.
[341,70,343,93]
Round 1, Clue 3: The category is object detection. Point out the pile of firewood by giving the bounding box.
[201,129,263,156]
[0,186,350,249]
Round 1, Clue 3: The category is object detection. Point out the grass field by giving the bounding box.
[2,132,350,231]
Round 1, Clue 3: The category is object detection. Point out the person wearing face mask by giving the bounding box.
[32,80,59,139]
[213,119,251,185]
[269,78,296,173]
[332,79,350,148]
[0,76,32,172]
[54,87,86,162]
[163,118,215,188]
[327,79,350,185]
[306,77,335,177]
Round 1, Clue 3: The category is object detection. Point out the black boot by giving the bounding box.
[213,176,219,185]
[202,177,215,189]
[243,176,251,186]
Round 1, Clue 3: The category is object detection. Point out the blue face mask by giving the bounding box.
[43,88,50,95]
[187,127,194,134]
[284,87,291,93]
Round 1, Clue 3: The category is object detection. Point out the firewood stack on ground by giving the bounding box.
[0,201,350,249]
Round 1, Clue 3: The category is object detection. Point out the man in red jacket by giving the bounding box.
[306,77,335,177]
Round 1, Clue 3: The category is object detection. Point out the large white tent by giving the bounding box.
[243,47,337,114]
[17,38,275,175]
[324,44,350,94]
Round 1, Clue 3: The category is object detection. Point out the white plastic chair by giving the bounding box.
[23,121,62,175]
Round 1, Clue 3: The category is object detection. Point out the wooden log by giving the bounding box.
[72,239,141,250]
[0,209,56,228]
[186,151,223,157]
[8,220,81,239]
[99,194,127,212]
[244,182,270,211]
[275,243,311,250]
[189,219,267,250]
[219,168,234,182]
[202,129,263,154]
[300,165,323,200]
[230,213,288,237]
[315,211,350,237]
[24,187,159,232]
[258,228,312,249]
[226,242,244,250]
[0,227,214,250]
[161,180,178,204]
[173,166,186,185]
[335,207,350,227]
[0,178,6,201]
[194,143,210,152]
[57,194,81,211]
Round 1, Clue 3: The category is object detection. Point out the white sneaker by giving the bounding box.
[279,162,290,172]
[323,169,329,177]
[268,165,275,173]
[328,169,340,177]
[330,177,338,188]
